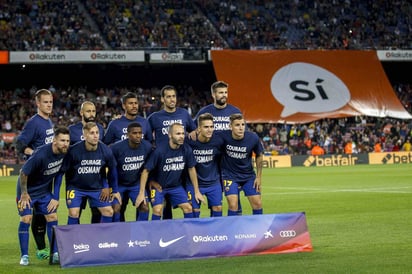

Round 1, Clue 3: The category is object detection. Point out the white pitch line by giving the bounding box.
[263,186,412,195]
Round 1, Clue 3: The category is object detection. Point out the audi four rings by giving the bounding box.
[279,230,297,238]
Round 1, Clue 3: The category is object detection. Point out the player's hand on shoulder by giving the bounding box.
[188,130,198,141]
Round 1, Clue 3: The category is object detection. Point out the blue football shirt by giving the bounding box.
[144,142,196,189]
[17,114,54,154]
[218,130,264,181]
[110,138,153,187]
[17,143,65,199]
[194,104,242,131]
[62,141,117,191]
[103,115,152,145]
[147,108,196,146]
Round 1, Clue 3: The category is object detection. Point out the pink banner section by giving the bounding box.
[53,212,312,268]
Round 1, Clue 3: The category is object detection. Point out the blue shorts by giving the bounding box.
[113,184,148,206]
[150,185,189,207]
[223,178,261,196]
[66,187,112,208]
[16,193,56,216]
[186,182,222,209]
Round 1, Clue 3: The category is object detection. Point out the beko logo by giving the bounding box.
[73,243,90,253]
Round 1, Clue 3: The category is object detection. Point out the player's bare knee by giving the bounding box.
[68,208,80,218]
[179,203,192,213]
[45,213,58,222]
[112,204,121,213]
[212,205,222,212]
[250,198,262,209]
[99,206,113,216]
[21,215,32,224]
[152,205,163,216]
[227,199,238,210]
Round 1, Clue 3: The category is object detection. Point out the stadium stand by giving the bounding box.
[1,0,410,50]
[0,0,411,162]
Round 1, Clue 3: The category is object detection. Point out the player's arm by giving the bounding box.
[254,153,263,192]
[187,129,198,141]
[19,170,31,209]
[99,177,111,202]
[48,173,63,212]
[16,139,33,156]
[16,121,37,155]
[102,124,114,145]
[136,168,149,206]
[188,167,204,203]
[99,165,112,202]
[107,167,121,205]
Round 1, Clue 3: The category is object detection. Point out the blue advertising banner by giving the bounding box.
[54,212,312,268]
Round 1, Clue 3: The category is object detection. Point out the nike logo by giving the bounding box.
[159,236,185,247]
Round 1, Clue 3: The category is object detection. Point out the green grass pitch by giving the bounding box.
[1,164,411,273]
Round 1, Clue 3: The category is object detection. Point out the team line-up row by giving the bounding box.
[16,82,264,266]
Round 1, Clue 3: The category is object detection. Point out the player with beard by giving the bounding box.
[194,81,242,131]
[103,92,152,221]
[17,126,70,266]
[148,86,196,147]
[136,123,204,220]
[16,89,54,261]
[147,85,196,219]
[193,81,244,216]
[68,101,105,145]
[68,101,105,223]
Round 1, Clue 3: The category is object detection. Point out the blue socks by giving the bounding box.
[18,222,30,256]
[212,210,223,217]
[228,210,238,216]
[47,220,58,253]
[137,211,149,221]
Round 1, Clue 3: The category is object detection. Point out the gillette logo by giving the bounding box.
[98,242,119,249]
[73,243,90,253]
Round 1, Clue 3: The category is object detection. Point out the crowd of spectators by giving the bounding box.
[249,116,412,156]
[1,0,411,51]
[0,0,106,51]
[197,0,411,50]
[82,0,227,50]
[0,1,411,163]
[1,83,412,164]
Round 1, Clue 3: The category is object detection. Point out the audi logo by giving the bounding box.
[279,230,296,238]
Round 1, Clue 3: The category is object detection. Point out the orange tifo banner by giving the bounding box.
[211,50,412,123]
